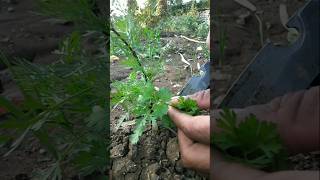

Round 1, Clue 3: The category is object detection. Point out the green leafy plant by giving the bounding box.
[111,14,162,63]
[112,78,203,144]
[110,14,204,143]
[0,31,108,178]
[111,6,174,144]
[112,72,172,144]
[168,0,209,16]
[172,96,200,116]
[159,97,201,129]
[111,6,208,144]
[157,14,208,38]
[212,108,288,170]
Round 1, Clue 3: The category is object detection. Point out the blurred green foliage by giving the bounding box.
[0,32,108,179]
[0,0,109,179]
[157,14,209,38]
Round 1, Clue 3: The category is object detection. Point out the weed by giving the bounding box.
[113,0,208,146]
[111,71,172,144]
[212,108,288,170]
[111,10,206,144]
[110,8,173,144]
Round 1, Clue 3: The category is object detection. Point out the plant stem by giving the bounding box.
[107,27,149,82]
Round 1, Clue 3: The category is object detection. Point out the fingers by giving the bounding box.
[177,129,193,150]
[170,95,186,106]
[178,130,210,173]
[188,89,210,109]
[171,89,210,110]
[168,106,210,144]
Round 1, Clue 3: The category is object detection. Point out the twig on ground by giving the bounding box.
[177,35,207,44]
[179,53,193,75]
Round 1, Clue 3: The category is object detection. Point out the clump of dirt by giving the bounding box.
[212,0,319,171]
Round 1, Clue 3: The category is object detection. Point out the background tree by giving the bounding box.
[156,0,168,17]
[128,0,138,14]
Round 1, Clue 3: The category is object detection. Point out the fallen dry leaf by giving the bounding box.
[234,0,257,12]
[279,3,289,29]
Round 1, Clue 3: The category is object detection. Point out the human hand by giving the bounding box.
[212,86,319,154]
[168,109,210,173]
[210,86,320,180]
[171,89,210,110]
[168,89,210,173]
[169,89,210,144]
[176,129,210,173]
[168,106,210,144]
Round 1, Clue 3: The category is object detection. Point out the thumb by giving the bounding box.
[168,105,193,131]
[168,106,211,144]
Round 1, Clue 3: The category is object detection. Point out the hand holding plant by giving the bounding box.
[211,86,320,180]
[167,89,210,173]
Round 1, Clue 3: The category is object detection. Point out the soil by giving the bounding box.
[212,0,319,172]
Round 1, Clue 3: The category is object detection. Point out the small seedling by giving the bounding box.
[212,108,288,170]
